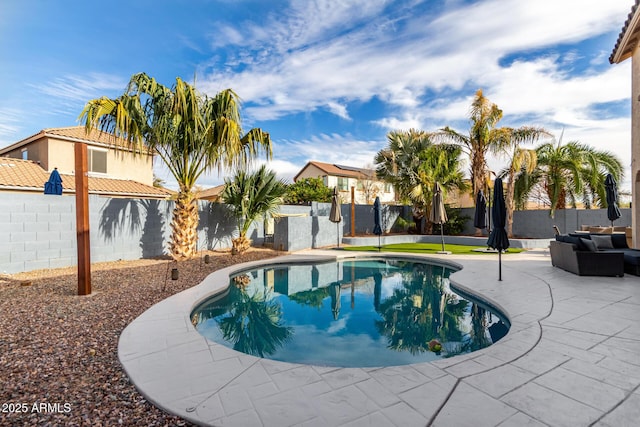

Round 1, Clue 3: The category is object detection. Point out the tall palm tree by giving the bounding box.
[516,138,623,217]
[222,165,287,254]
[79,72,272,260]
[439,89,507,200]
[499,126,550,236]
[375,129,467,233]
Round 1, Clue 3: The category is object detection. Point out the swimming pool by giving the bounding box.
[191,258,509,368]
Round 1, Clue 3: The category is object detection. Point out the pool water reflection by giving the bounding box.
[191,259,509,368]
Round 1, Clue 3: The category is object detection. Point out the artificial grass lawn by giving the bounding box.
[341,242,525,255]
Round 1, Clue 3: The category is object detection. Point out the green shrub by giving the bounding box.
[432,205,469,235]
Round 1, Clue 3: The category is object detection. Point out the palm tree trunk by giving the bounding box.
[169,190,199,260]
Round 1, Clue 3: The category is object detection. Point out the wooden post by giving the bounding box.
[350,186,355,237]
[75,142,91,296]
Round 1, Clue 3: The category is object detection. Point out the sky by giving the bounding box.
[0,0,635,193]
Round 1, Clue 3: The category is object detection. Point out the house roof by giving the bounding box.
[196,184,225,200]
[294,161,376,182]
[0,126,150,154]
[0,158,173,199]
[610,0,640,63]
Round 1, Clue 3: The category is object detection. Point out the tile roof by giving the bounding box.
[0,126,150,154]
[294,161,376,181]
[0,158,173,199]
[196,184,225,200]
[610,0,640,63]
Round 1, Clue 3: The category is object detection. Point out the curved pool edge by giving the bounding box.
[118,251,551,427]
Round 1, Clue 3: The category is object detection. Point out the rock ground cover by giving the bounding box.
[0,248,279,426]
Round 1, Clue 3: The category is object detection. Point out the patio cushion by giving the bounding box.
[581,238,598,252]
[561,234,587,251]
[591,235,614,249]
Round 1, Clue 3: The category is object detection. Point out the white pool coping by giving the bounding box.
[118,249,640,426]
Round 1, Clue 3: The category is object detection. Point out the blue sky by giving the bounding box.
[0,0,634,192]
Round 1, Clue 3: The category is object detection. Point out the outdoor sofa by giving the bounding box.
[568,232,640,276]
[550,235,624,277]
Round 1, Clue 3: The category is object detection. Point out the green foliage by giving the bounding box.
[375,129,467,232]
[223,165,287,238]
[284,177,333,204]
[432,206,470,236]
[515,137,623,217]
[391,216,415,233]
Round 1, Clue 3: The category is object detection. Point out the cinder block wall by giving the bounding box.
[0,192,633,274]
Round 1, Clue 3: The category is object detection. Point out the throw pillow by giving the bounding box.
[564,235,586,250]
[580,238,598,252]
[610,233,628,249]
[591,235,614,249]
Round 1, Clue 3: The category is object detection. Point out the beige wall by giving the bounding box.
[45,138,152,185]
[4,140,48,167]
[47,138,75,174]
[632,46,640,248]
[105,149,154,186]
[4,136,154,186]
[295,164,325,180]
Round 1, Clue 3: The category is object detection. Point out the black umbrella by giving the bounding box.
[44,168,63,195]
[373,196,383,251]
[373,272,382,311]
[329,187,342,247]
[429,182,449,253]
[474,190,487,230]
[487,178,509,281]
[604,174,621,227]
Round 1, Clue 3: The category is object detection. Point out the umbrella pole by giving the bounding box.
[498,251,502,281]
[378,235,381,252]
[337,222,340,248]
[440,225,445,252]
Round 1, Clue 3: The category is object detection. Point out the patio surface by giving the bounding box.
[118,247,640,426]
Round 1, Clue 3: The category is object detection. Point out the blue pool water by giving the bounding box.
[191,258,509,367]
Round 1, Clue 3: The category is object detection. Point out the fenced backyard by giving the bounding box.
[0,193,631,274]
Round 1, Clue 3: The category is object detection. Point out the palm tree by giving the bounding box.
[222,165,287,254]
[439,89,507,200]
[375,129,467,233]
[516,138,623,217]
[499,126,550,236]
[79,72,272,260]
[217,287,293,357]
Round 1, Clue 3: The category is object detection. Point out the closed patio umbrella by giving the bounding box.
[474,190,487,230]
[604,174,621,227]
[329,187,342,247]
[429,182,449,254]
[329,282,341,320]
[44,168,63,195]
[373,196,383,251]
[487,178,509,281]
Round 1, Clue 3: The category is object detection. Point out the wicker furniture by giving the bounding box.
[549,240,624,277]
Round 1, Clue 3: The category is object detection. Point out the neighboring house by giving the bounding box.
[293,161,395,204]
[0,158,172,199]
[0,126,172,199]
[610,0,640,248]
[196,184,225,202]
[0,126,154,186]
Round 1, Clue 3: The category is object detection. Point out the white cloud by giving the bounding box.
[33,73,126,102]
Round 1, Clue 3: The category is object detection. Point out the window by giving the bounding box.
[385,183,392,193]
[337,177,348,191]
[21,149,27,160]
[88,148,107,173]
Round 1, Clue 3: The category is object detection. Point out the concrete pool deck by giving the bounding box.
[118,248,640,426]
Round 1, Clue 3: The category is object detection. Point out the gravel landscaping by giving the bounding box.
[0,248,280,426]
